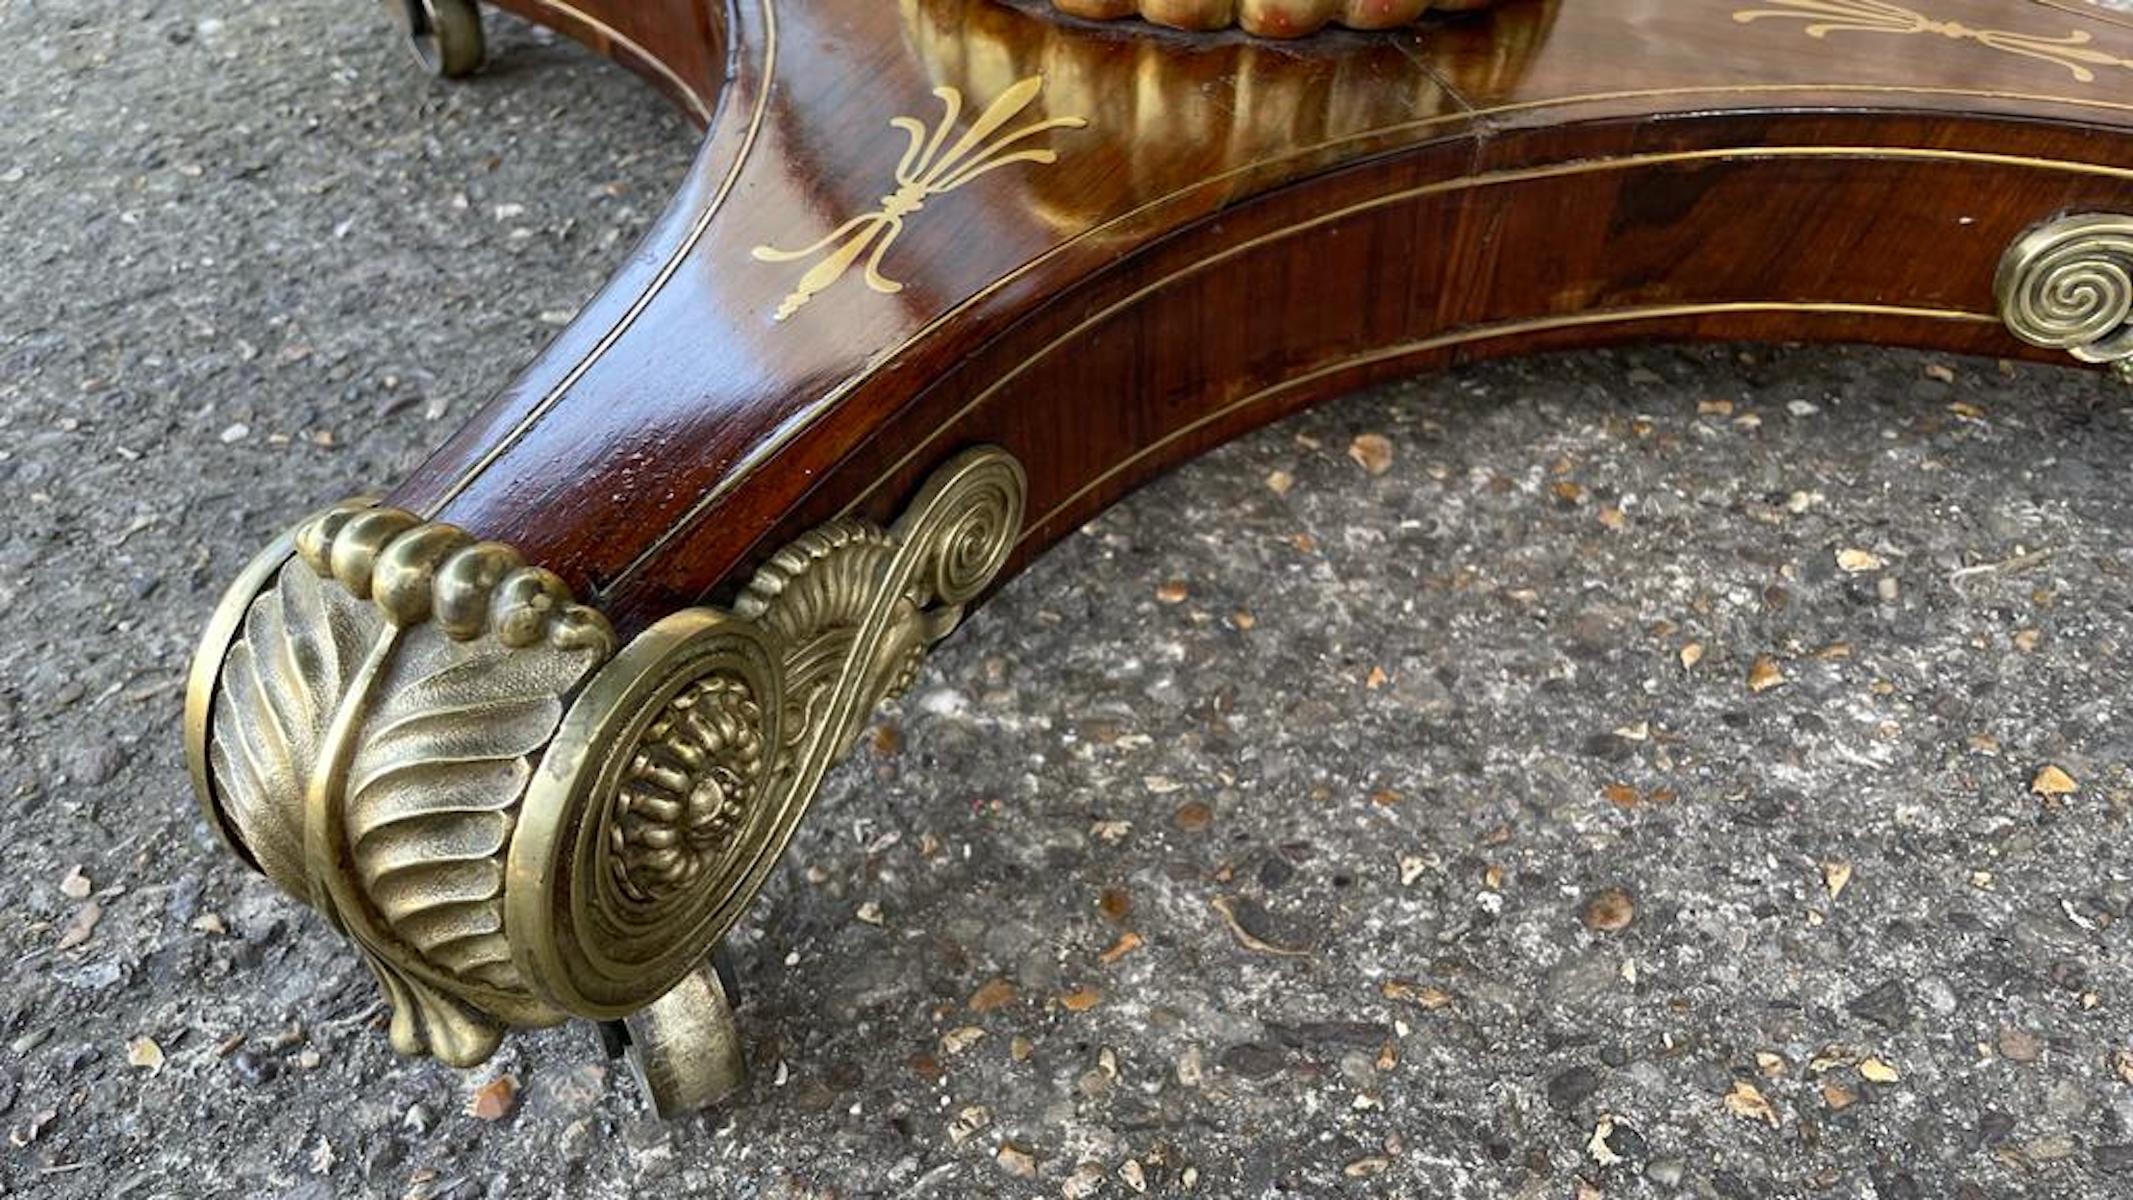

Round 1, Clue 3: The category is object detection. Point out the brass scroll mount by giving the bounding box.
[1996,212,2133,382]
[508,448,1027,1021]
[186,447,1026,1113]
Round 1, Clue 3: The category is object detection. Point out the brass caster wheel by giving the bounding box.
[605,955,748,1118]
[386,0,485,78]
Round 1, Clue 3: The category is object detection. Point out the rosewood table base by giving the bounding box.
[185,0,2133,1113]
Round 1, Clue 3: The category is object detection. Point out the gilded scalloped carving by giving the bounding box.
[1044,0,1502,38]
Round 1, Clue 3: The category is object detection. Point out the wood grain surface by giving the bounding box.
[395,0,2133,632]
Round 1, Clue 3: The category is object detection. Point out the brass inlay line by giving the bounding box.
[420,0,779,517]
[2032,0,2133,32]
[751,78,1086,320]
[526,0,715,124]
[829,143,2133,527]
[1736,1,2133,82]
[1019,302,1999,541]
[442,74,2133,537]
[597,88,2133,594]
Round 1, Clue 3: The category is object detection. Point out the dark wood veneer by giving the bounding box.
[386,0,2133,631]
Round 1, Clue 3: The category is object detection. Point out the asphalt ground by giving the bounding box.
[4,3,2132,1197]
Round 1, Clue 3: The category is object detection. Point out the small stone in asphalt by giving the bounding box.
[228,1049,278,1087]
[1846,980,1910,1029]
[68,743,127,787]
[1997,1026,2045,1063]
[1221,1043,1288,1079]
[1606,1121,1649,1163]
[1547,1065,1601,1113]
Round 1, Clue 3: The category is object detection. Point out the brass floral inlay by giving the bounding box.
[1736,0,2133,82]
[752,77,1084,320]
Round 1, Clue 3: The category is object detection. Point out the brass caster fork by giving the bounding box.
[385,0,485,78]
[600,953,748,1118]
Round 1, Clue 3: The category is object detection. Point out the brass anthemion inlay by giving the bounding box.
[188,449,1025,1112]
[1736,0,2133,82]
[751,77,1085,320]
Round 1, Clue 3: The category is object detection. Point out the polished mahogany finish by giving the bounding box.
[395,0,2133,633]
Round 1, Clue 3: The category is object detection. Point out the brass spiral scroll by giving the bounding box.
[187,447,1024,1111]
[1996,212,2133,370]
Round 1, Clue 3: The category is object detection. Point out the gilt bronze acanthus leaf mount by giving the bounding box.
[186,447,1027,1112]
[188,502,616,1066]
